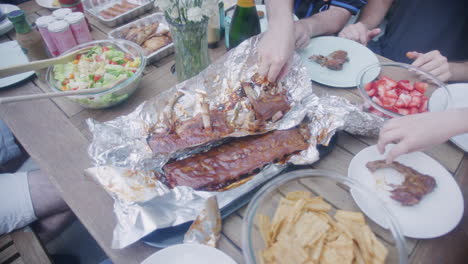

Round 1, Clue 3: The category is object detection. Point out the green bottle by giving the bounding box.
[228,0,261,50]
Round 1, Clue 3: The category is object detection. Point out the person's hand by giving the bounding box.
[338,22,381,46]
[258,21,295,82]
[293,20,311,50]
[407,50,452,82]
[377,111,460,163]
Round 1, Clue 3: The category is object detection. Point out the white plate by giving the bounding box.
[348,145,464,239]
[430,83,468,152]
[0,4,20,36]
[141,244,237,264]
[0,41,35,88]
[35,0,61,10]
[299,36,380,88]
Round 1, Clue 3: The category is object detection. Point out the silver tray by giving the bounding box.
[83,0,154,27]
[108,12,174,63]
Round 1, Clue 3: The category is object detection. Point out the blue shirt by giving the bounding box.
[294,0,367,19]
[371,0,468,63]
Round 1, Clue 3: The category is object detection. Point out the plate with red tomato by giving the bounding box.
[357,63,451,118]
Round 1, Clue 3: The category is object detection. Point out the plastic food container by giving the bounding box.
[46,39,147,109]
[83,0,154,27]
[242,169,408,264]
[108,12,174,63]
[357,62,452,118]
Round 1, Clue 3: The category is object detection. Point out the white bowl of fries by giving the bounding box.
[242,169,408,264]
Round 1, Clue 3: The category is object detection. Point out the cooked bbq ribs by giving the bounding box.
[147,73,291,155]
[309,50,349,71]
[161,127,309,191]
[366,160,437,206]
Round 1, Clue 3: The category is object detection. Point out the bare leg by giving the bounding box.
[27,170,75,242]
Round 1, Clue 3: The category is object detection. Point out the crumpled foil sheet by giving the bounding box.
[85,36,384,249]
[183,196,221,247]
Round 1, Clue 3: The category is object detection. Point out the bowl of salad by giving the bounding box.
[46,39,146,109]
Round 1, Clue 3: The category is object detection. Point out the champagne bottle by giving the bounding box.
[228,0,261,50]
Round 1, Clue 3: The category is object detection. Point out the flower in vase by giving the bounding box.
[155,0,172,12]
[187,7,204,22]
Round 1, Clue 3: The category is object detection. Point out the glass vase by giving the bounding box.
[166,16,211,82]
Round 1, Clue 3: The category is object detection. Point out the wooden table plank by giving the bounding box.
[0,82,153,264]
[409,154,468,264]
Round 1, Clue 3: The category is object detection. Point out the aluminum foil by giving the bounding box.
[85,36,383,249]
[183,196,221,247]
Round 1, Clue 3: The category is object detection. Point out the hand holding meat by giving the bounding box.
[338,22,381,46]
[258,19,295,82]
[407,50,452,82]
[378,109,468,163]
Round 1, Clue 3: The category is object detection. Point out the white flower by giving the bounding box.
[201,0,217,16]
[169,7,179,19]
[187,6,204,22]
[155,0,173,12]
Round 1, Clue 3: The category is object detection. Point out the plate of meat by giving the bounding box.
[299,36,380,88]
[348,145,464,238]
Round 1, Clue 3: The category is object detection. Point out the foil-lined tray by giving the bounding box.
[85,36,384,249]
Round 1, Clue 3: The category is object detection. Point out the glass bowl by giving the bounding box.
[242,169,408,264]
[357,63,452,118]
[46,39,147,109]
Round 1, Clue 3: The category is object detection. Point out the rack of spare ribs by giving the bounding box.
[147,73,310,191]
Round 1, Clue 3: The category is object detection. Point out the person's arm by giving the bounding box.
[338,0,394,45]
[407,51,468,82]
[449,61,468,82]
[258,0,295,82]
[377,108,468,163]
[294,6,352,49]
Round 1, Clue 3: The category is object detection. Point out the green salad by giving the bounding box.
[53,45,141,91]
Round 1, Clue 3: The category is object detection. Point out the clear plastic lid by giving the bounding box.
[47,20,70,33]
[52,8,72,20]
[36,16,56,28]
[64,12,85,24]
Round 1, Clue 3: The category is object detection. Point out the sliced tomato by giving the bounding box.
[409,96,422,107]
[397,80,414,91]
[364,82,374,91]
[419,99,428,112]
[94,75,102,82]
[102,46,110,52]
[414,82,428,94]
[395,107,410,115]
[385,89,398,99]
[367,88,376,97]
[110,61,118,65]
[76,54,82,60]
[95,55,103,62]
[410,90,423,97]
[394,98,405,108]
[372,96,383,106]
[398,93,412,107]
[381,76,398,89]
[382,97,397,108]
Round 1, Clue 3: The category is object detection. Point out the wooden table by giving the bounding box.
[1,2,467,263]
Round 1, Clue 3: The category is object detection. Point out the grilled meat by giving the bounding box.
[148,109,233,155]
[242,73,290,122]
[162,127,310,191]
[310,50,349,70]
[366,160,437,206]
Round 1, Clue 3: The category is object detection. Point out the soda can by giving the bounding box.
[48,20,77,55]
[36,16,60,57]
[65,12,92,44]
